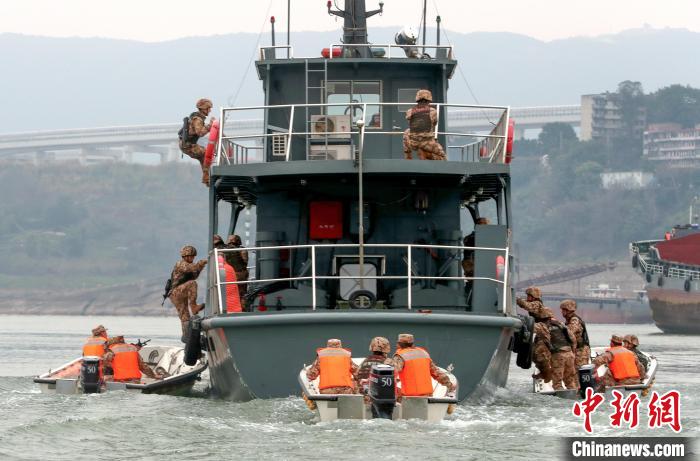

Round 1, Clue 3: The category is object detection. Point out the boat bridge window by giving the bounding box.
[325,81,382,128]
[398,88,421,112]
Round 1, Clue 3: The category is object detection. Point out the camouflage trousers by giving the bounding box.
[169,280,199,339]
[598,369,641,389]
[533,341,552,381]
[403,130,446,160]
[320,386,356,395]
[235,270,249,304]
[179,141,210,186]
[551,350,578,390]
[575,345,591,368]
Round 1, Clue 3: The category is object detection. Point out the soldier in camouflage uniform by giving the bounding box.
[461,217,490,277]
[179,98,214,186]
[403,89,446,161]
[560,299,591,368]
[306,339,359,395]
[226,235,249,306]
[355,336,394,384]
[517,286,554,381]
[624,334,650,373]
[392,333,455,394]
[168,245,207,341]
[547,312,578,390]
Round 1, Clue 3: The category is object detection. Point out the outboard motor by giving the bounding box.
[578,364,596,397]
[81,356,101,394]
[368,364,396,419]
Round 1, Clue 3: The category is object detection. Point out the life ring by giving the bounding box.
[657,276,664,287]
[349,290,376,309]
[631,254,638,269]
[685,279,692,292]
[505,119,515,162]
[204,119,219,167]
[515,315,534,369]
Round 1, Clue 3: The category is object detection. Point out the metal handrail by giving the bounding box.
[210,243,510,314]
[215,102,510,166]
[327,43,454,60]
[256,43,453,61]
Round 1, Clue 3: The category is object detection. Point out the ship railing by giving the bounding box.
[327,43,454,60]
[215,102,510,165]
[257,44,453,61]
[259,45,294,60]
[668,267,700,280]
[636,253,700,280]
[208,243,510,315]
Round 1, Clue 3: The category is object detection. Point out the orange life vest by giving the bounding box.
[110,343,141,381]
[396,346,433,396]
[218,255,242,313]
[317,347,353,390]
[606,346,640,381]
[82,336,107,357]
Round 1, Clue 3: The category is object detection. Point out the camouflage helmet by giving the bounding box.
[525,286,542,300]
[369,336,390,354]
[91,324,107,336]
[397,333,415,345]
[624,334,639,347]
[180,245,197,257]
[560,299,577,312]
[196,98,213,110]
[415,89,433,102]
[212,234,224,246]
[227,234,242,246]
[326,338,342,348]
[610,334,624,345]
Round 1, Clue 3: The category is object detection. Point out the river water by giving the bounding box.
[0,315,697,460]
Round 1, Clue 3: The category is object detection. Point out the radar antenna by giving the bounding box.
[328,0,384,58]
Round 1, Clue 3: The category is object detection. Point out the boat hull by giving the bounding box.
[646,284,700,334]
[202,311,521,401]
[543,296,652,324]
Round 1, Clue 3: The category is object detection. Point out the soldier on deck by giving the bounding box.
[168,245,207,341]
[624,334,650,373]
[462,217,491,278]
[226,235,249,306]
[403,89,446,161]
[307,338,359,395]
[179,98,214,186]
[560,299,591,368]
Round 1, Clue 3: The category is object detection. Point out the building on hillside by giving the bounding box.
[643,123,700,168]
[580,93,646,142]
[600,171,655,190]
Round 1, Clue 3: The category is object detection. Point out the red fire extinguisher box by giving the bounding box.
[310,201,343,240]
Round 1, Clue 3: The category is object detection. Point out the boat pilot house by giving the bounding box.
[199,0,522,401]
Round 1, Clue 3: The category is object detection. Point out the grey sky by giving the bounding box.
[4,0,700,42]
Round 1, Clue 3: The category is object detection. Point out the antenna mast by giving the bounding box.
[328,0,384,58]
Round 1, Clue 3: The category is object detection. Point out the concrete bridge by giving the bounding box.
[0,105,580,163]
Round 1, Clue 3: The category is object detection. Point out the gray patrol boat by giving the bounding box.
[197,0,530,401]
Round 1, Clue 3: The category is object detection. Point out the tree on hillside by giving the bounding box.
[538,122,577,153]
[646,84,700,128]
